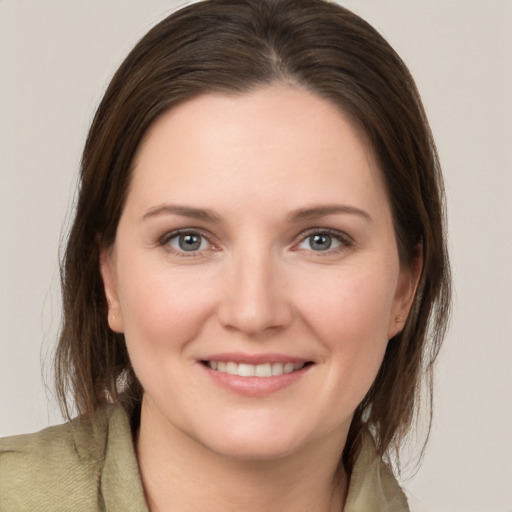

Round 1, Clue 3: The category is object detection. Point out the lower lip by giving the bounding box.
[201,364,312,397]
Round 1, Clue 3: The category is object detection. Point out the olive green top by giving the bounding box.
[0,405,409,511]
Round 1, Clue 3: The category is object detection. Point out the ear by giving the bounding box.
[100,248,124,333]
[388,243,423,339]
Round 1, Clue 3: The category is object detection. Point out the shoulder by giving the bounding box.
[0,405,119,511]
[344,432,410,512]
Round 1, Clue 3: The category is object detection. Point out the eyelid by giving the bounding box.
[292,227,354,253]
[157,226,353,257]
[159,228,219,256]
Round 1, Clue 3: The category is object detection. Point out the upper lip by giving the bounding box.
[200,353,312,365]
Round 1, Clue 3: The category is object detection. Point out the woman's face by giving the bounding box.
[102,85,418,460]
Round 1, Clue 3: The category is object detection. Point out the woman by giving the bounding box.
[0,0,450,510]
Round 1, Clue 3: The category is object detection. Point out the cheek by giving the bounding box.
[298,263,397,344]
[117,260,218,352]
[295,264,397,397]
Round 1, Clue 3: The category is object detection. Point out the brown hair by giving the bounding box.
[55,0,450,472]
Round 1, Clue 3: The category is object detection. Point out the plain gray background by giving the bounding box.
[1,1,511,510]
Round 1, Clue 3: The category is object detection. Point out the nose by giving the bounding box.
[217,248,293,337]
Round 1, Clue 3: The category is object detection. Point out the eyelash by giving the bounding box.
[159,227,354,257]
[159,228,217,258]
[293,228,354,255]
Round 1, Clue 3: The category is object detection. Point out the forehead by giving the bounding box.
[127,85,388,218]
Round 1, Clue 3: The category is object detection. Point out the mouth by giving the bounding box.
[199,356,314,396]
[202,361,312,377]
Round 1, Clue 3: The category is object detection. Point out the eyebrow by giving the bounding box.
[141,203,372,224]
[142,204,221,223]
[288,205,372,223]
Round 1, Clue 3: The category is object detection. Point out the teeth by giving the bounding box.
[238,363,255,377]
[284,362,295,374]
[226,362,238,375]
[206,361,306,377]
[255,363,271,377]
[271,362,283,376]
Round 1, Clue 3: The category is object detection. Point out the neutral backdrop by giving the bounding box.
[1,1,511,511]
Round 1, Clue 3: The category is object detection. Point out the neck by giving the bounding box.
[135,399,348,512]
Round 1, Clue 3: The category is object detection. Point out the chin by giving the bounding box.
[189,413,329,462]
[200,432,306,462]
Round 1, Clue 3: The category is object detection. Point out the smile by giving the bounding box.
[204,361,308,377]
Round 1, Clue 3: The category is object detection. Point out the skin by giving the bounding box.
[101,85,421,512]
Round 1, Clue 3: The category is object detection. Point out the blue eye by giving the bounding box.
[297,231,344,252]
[167,232,209,252]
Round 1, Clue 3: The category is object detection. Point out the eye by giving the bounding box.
[164,230,210,253]
[295,229,351,253]
[298,233,340,251]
